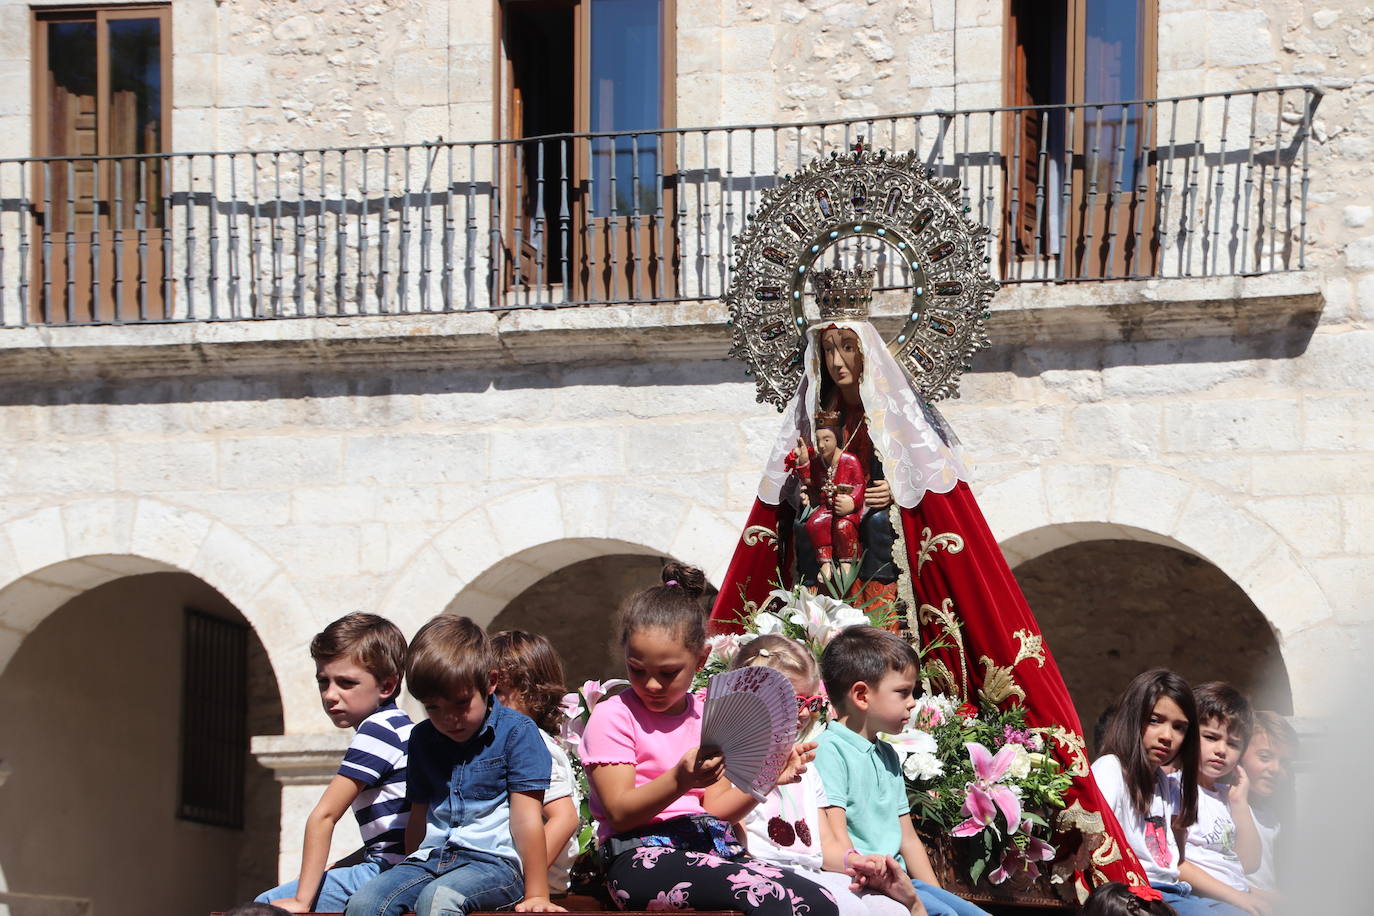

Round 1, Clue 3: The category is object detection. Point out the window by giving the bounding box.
[32,5,171,321]
[1005,0,1157,279]
[500,0,676,301]
[178,609,248,829]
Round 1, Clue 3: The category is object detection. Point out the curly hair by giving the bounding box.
[490,629,568,734]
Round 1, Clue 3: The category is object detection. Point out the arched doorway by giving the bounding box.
[485,552,717,683]
[0,570,282,916]
[1012,539,1292,755]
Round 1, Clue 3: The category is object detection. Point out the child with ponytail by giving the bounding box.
[578,563,839,916]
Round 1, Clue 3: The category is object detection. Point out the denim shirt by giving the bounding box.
[406,696,551,866]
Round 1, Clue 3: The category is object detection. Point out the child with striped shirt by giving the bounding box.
[254,613,414,913]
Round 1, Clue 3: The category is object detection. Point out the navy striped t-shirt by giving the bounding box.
[339,701,413,864]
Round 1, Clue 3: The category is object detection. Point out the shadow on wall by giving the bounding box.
[0,572,281,916]
[1012,538,1292,757]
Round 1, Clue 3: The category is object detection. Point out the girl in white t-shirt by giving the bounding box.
[491,629,581,896]
[730,634,917,916]
[1092,669,1248,916]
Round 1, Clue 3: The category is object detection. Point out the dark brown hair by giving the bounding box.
[310,612,407,701]
[616,561,708,653]
[731,634,819,690]
[1081,882,1178,916]
[406,614,492,700]
[819,625,919,712]
[491,629,567,733]
[1100,668,1199,828]
[1193,681,1253,747]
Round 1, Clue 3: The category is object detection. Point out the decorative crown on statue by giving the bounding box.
[811,266,874,321]
[814,408,844,431]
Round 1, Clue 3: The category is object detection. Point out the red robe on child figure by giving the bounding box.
[785,412,866,582]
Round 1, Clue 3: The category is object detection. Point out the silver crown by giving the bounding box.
[811,267,874,321]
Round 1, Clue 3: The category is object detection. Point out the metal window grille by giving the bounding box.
[178,608,248,828]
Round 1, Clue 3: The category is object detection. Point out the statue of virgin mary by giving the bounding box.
[709,144,1147,896]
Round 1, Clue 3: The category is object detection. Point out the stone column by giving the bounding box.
[252,734,363,884]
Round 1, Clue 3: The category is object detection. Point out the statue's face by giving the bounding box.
[816,427,839,461]
[821,328,863,388]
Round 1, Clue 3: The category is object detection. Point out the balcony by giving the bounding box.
[0,86,1322,330]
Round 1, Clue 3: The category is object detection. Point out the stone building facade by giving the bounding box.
[0,1,1369,913]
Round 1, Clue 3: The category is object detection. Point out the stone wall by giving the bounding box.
[0,0,1368,894]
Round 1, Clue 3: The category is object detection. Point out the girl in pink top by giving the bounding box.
[579,562,838,916]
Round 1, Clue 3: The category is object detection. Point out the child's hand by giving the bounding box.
[515,896,567,912]
[777,741,818,785]
[270,898,312,914]
[846,854,926,915]
[1230,764,1251,804]
[677,745,725,789]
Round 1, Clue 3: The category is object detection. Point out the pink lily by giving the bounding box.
[581,678,629,714]
[950,742,1022,837]
[986,823,1055,884]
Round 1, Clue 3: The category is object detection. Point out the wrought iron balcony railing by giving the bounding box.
[0,86,1321,327]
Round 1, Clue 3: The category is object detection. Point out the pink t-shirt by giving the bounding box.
[579,689,706,841]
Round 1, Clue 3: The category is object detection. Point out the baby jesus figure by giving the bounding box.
[785,410,867,583]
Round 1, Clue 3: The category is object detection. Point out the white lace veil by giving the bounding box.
[757,320,970,509]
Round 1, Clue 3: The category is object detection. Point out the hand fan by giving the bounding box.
[699,665,799,801]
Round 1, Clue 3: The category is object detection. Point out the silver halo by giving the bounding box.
[724,146,999,409]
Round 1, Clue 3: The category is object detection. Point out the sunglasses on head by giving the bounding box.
[796,694,828,715]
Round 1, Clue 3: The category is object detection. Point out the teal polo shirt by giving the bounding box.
[814,719,908,859]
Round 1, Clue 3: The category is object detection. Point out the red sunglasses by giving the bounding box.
[796,694,828,715]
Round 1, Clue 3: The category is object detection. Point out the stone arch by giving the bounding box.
[976,464,1332,714]
[379,480,742,631]
[0,496,320,731]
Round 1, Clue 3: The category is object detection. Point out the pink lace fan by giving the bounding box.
[700,665,798,801]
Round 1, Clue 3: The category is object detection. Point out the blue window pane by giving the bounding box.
[589,0,662,217]
[1083,0,1146,189]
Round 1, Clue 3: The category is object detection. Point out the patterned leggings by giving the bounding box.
[606,845,839,916]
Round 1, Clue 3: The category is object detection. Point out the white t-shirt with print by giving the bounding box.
[541,730,580,894]
[742,766,827,871]
[1187,783,1249,892]
[1247,804,1281,892]
[1092,754,1182,885]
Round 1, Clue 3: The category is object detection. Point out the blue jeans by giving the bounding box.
[913,880,990,916]
[345,845,523,916]
[1153,882,1251,916]
[256,859,384,911]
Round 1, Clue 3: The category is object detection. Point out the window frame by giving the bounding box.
[1002,0,1158,279]
[32,3,173,162]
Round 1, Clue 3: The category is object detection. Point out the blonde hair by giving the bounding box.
[730,634,818,691]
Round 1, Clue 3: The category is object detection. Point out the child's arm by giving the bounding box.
[542,795,579,874]
[818,806,883,875]
[512,790,565,912]
[897,813,941,886]
[586,747,723,833]
[703,742,817,822]
[272,775,363,914]
[1228,767,1263,874]
[403,802,428,854]
[1178,861,1267,915]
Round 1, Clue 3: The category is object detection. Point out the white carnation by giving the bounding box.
[1007,744,1032,780]
[902,751,944,782]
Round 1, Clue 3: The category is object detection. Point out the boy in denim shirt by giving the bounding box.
[346,616,556,916]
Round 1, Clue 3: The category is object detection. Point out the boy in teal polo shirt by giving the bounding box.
[814,626,988,916]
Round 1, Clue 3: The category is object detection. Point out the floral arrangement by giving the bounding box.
[884,695,1072,887]
[558,677,629,857]
[696,582,893,690]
